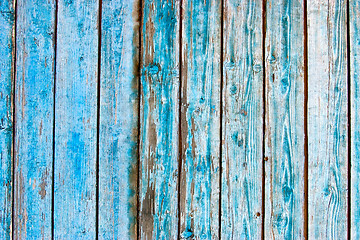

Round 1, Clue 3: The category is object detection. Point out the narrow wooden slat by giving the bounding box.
[350,0,360,238]
[139,0,180,238]
[0,0,14,238]
[307,0,348,239]
[13,0,55,238]
[264,0,305,239]
[54,0,98,238]
[221,0,263,238]
[179,0,221,238]
[98,0,140,239]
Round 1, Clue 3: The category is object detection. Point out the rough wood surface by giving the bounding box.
[221,0,264,239]
[179,0,221,239]
[264,0,305,239]
[54,0,99,238]
[1,1,359,238]
[98,0,140,239]
[14,0,56,238]
[350,0,360,238]
[307,0,348,239]
[138,0,180,238]
[0,0,14,239]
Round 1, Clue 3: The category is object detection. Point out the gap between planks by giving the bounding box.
[304,0,309,238]
[11,0,18,237]
[51,0,59,239]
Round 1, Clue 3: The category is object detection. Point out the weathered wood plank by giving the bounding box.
[221,0,263,238]
[0,0,14,239]
[264,0,305,239]
[350,0,360,238]
[179,0,221,238]
[54,0,99,238]
[307,0,348,239]
[139,0,180,238]
[13,0,56,238]
[98,0,140,239]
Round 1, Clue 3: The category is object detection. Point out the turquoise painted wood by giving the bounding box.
[351,0,360,238]
[98,0,139,239]
[264,0,305,239]
[3,0,360,238]
[139,0,180,238]
[307,0,348,239]
[221,0,264,239]
[0,0,14,239]
[179,0,221,239]
[14,0,56,238]
[54,0,99,238]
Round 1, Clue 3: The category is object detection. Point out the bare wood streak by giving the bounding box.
[179,0,221,238]
[139,0,180,238]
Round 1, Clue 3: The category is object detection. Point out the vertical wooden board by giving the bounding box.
[0,0,14,238]
[54,0,98,238]
[264,0,305,239]
[139,0,180,238]
[307,0,348,239]
[14,0,55,238]
[221,0,263,238]
[98,0,139,239]
[351,0,360,238]
[179,0,221,238]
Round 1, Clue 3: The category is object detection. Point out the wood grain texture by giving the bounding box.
[221,0,264,238]
[307,0,348,239]
[98,0,139,239]
[264,0,305,239]
[54,0,98,238]
[139,0,180,238]
[14,0,55,238]
[350,0,360,238]
[179,0,221,238]
[0,0,14,239]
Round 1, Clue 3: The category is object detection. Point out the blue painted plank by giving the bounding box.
[139,0,180,238]
[54,0,99,238]
[350,0,360,238]
[264,0,305,239]
[179,0,221,239]
[307,0,348,239]
[221,0,264,239]
[0,0,14,239]
[13,0,56,238]
[98,0,140,239]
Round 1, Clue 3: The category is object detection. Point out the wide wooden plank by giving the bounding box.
[13,0,56,238]
[0,0,14,238]
[139,0,180,238]
[98,0,140,239]
[179,0,221,238]
[350,0,360,238]
[264,0,305,239]
[54,0,99,238]
[221,0,264,238]
[307,0,348,239]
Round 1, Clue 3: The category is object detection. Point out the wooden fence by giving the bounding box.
[0,0,358,239]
